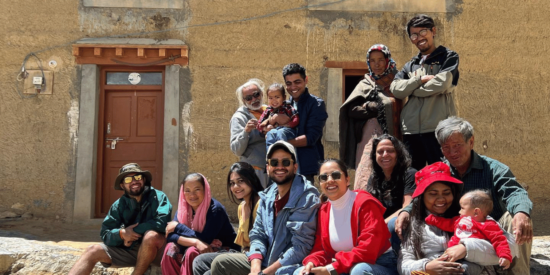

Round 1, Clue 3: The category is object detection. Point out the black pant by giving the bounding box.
[403,132,443,171]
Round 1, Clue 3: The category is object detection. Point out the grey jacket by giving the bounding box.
[230,106,267,169]
[247,175,320,273]
[391,46,459,134]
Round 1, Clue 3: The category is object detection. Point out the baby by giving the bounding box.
[425,190,513,269]
[256,83,299,150]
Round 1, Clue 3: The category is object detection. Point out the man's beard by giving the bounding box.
[269,173,294,186]
[124,185,145,197]
[246,100,262,111]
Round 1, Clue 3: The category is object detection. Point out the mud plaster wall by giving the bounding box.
[2,0,549,228]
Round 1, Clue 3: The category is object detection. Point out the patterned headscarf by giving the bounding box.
[366,44,397,81]
[177,173,212,233]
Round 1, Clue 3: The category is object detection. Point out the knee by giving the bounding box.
[350,263,375,275]
[210,255,227,273]
[142,230,165,248]
[82,244,107,261]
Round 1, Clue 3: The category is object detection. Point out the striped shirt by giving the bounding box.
[445,151,532,220]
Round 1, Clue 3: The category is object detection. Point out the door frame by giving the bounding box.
[73,64,181,222]
[95,66,166,217]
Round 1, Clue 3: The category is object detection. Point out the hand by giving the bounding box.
[395,211,410,240]
[121,223,141,242]
[421,75,435,83]
[195,240,213,253]
[210,239,222,248]
[499,258,511,269]
[301,262,315,274]
[165,221,178,237]
[123,240,133,247]
[425,255,464,275]
[269,114,279,125]
[245,119,258,133]
[443,244,467,262]
[512,212,533,245]
[309,266,330,275]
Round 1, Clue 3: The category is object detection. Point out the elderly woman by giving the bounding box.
[161,173,240,275]
[230,78,269,188]
[398,162,514,275]
[295,159,397,275]
[339,44,402,189]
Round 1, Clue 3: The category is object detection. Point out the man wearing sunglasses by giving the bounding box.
[390,14,460,171]
[231,78,269,188]
[69,163,172,275]
[212,141,320,275]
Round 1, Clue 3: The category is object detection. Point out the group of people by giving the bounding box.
[68,14,533,275]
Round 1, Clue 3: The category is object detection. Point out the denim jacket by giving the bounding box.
[247,174,320,272]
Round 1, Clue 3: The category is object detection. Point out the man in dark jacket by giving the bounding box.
[281,63,328,182]
[390,14,460,170]
[69,163,172,275]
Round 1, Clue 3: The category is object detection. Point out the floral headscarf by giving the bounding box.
[366,44,397,81]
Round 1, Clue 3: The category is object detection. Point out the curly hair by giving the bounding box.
[402,181,461,259]
[226,162,265,231]
[367,134,411,203]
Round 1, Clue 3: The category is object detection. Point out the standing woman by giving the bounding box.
[192,162,265,275]
[339,44,402,190]
[161,173,240,275]
[295,159,397,275]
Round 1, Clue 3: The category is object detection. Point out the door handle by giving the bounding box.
[105,137,124,150]
[105,137,124,141]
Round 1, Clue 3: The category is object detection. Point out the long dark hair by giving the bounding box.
[318,158,349,203]
[367,134,411,203]
[226,162,264,231]
[402,181,461,259]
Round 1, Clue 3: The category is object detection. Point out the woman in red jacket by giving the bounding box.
[295,159,398,275]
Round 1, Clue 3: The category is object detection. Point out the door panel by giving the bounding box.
[97,82,164,217]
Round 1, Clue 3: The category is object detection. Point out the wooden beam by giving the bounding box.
[137,48,145,58]
[324,61,368,70]
[94,47,102,56]
[115,48,123,56]
[72,46,80,56]
[181,48,188,57]
[159,48,166,57]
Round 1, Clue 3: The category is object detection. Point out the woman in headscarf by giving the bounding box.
[339,44,402,190]
[161,173,240,275]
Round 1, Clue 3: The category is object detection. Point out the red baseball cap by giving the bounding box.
[412,162,463,198]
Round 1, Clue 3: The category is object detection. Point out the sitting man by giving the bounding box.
[69,163,172,275]
[395,117,532,274]
[210,141,320,275]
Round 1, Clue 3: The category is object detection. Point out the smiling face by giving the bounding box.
[242,84,263,111]
[183,180,205,211]
[267,149,297,185]
[369,51,387,76]
[409,26,436,54]
[119,172,145,198]
[319,161,349,201]
[229,172,252,201]
[284,73,308,101]
[376,139,397,174]
[441,133,474,174]
[267,88,285,109]
[423,182,454,215]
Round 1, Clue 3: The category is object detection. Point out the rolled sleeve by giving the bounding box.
[247,199,269,259]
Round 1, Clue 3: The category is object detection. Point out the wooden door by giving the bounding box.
[96,67,165,217]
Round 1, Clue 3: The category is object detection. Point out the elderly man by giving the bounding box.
[210,141,320,275]
[69,163,172,275]
[395,117,533,274]
[230,78,269,188]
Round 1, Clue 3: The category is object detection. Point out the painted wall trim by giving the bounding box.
[83,0,183,9]
[326,68,343,142]
[74,64,100,220]
[308,0,452,13]
[163,65,180,211]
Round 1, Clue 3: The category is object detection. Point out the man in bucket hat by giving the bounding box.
[69,163,172,275]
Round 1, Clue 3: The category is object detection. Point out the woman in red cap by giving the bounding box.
[398,162,486,275]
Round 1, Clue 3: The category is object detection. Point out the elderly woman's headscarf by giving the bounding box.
[366,44,397,81]
[177,173,212,233]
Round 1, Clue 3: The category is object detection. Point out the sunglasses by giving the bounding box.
[268,158,293,167]
[318,171,342,182]
[243,91,261,101]
[123,174,143,184]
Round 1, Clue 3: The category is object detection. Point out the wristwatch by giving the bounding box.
[258,272,266,275]
[329,269,338,275]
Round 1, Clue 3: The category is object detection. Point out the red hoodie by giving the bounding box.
[302,190,391,274]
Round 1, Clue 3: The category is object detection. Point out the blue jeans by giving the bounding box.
[293,252,398,275]
[387,217,401,254]
[266,127,297,150]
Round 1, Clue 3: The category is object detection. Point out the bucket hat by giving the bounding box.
[114,163,152,190]
[412,162,462,198]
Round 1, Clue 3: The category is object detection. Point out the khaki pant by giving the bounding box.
[210,253,251,275]
[499,212,532,275]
